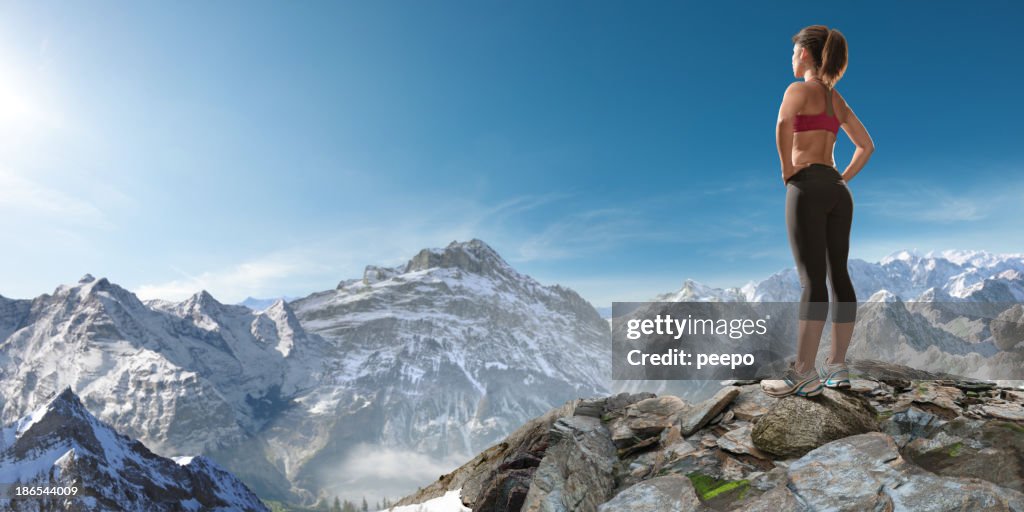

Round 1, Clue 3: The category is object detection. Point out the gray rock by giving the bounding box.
[521,415,618,512]
[954,380,998,392]
[395,399,580,510]
[608,395,688,448]
[679,387,740,436]
[730,384,777,421]
[662,440,697,464]
[604,392,657,415]
[788,432,1024,511]
[881,406,946,448]
[903,418,1024,492]
[731,483,809,512]
[596,474,702,512]
[982,401,1024,421]
[716,424,768,459]
[751,388,878,458]
[574,398,607,418]
[849,378,879,394]
[993,304,1024,351]
[895,381,964,418]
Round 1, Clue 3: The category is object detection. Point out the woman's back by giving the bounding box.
[791,81,846,170]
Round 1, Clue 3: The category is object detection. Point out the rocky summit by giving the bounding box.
[394,360,1024,512]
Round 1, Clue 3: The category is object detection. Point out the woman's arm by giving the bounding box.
[835,95,875,182]
[776,83,804,184]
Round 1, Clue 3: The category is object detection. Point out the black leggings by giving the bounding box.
[785,163,857,323]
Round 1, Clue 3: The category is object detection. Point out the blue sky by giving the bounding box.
[1,1,1022,307]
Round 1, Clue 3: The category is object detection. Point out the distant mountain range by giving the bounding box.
[238,296,300,311]
[616,248,1024,400]
[656,249,1024,303]
[1,242,1021,506]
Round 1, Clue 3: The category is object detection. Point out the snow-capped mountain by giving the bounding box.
[0,273,331,502]
[664,249,1024,303]
[282,239,611,498]
[649,249,1024,383]
[0,387,268,511]
[0,239,611,505]
[239,296,299,312]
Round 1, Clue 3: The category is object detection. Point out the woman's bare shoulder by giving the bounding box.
[831,88,851,121]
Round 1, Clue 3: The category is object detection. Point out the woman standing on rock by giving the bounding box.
[763,25,875,398]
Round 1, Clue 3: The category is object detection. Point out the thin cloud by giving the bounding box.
[0,168,112,229]
[513,207,673,262]
[857,178,1018,223]
[130,193,558,302]
[134,252,334,303]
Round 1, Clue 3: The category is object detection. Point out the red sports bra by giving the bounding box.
[793,82,840,135]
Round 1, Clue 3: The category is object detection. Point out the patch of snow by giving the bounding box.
[380,488,471,512]
[180,498,202,511]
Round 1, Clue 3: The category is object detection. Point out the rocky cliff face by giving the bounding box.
[0,388,268,512]
[395,360,1024,512]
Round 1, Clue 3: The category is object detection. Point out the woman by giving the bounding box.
[763,25,875,398]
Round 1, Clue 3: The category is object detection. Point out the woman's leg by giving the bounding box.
[796,319,826,373]
[826,181,857,363]
[786,180,830,373]
[829,322,854,363]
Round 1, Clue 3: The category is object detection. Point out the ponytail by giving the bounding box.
[792,25,849,88]
[820,29,848,89]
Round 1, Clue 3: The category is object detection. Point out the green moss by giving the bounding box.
[947,442,963,457]
[686,472,750,501]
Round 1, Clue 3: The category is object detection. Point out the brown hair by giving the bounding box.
[792,25,848,89]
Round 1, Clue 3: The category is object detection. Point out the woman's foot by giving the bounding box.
[762,364,823,398]
[817,357,851,388]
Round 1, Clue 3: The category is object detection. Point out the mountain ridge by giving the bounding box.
[0,386,269,512]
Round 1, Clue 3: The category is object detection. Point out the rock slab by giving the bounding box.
[521,415,618,512]
[751,388,878,458]
[788,432,1024,511]
[596,474,702,512]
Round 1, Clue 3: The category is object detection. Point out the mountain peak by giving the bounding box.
[263,297,297,318]
[404,238,513,276]
[45,386,93,424]
[880,249,922,265]
[55,385,79,405]
[10,386,92,441]
[187,289,223,309]
[868,289,900,303]
[3,387,270,511]
[79,273,96,284]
